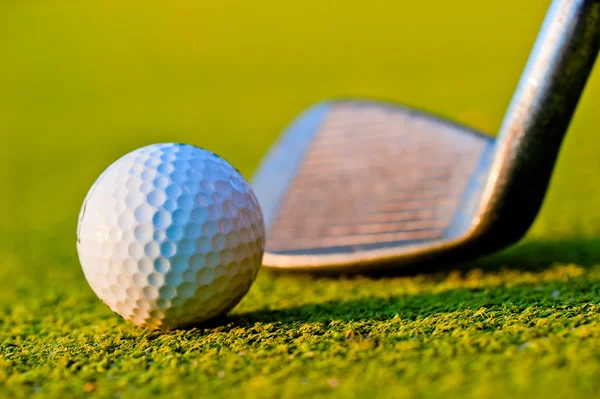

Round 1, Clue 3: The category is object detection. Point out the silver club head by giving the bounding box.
[252,0,600,274]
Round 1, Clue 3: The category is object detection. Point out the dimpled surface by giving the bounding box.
[77,143,265,329]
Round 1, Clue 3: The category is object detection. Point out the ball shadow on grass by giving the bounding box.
[182,276,598,334]
[172,238,600,333]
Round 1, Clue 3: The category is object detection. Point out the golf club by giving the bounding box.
[252,0,600,274]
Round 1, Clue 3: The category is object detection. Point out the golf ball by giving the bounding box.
[76,143,265,329]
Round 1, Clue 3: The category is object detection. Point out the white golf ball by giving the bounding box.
[76,143,265,329]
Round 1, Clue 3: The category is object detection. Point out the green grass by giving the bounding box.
[2,1,600,397]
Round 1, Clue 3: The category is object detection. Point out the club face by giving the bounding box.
[252,100,498,273]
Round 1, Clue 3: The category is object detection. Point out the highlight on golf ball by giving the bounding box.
[76,143,265,330]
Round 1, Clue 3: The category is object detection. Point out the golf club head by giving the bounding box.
[253,100,497,273]
[252,0,600,274]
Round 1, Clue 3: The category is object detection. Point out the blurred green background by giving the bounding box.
[2,1,600,397]
[2,0,599,243]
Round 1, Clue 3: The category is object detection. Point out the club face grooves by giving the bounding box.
[253,100,494,270]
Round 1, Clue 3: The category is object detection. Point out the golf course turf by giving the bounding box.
[2,1,600,398]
